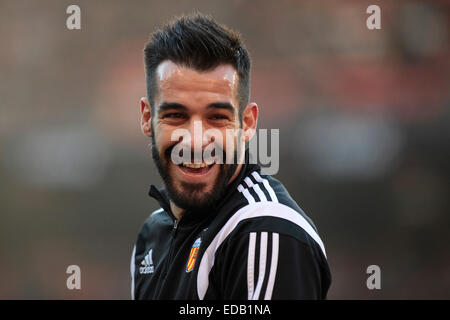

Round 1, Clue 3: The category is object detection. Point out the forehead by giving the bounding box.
[155,60,239,108]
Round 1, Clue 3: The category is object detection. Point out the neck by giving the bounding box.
[169,201,184,221]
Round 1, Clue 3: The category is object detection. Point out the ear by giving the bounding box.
[241,102,258,142]
[140,97,152,137]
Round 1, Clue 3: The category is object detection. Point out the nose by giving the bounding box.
[181,119,210,163]
[190,119,209,149]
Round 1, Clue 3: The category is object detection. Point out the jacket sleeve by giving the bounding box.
[130,245,136,300]
[212,231,330,300]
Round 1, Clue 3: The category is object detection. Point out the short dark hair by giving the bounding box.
[144,13,251,120]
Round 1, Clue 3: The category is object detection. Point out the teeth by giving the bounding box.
[182,163,208,169]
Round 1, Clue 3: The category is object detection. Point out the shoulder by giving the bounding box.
[142,207,170,229]
[135,208,171,250]
[216,201,327,260]
[197,177,329,299]
[229,170,325,256]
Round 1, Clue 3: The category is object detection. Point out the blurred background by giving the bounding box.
[0,0,449,299]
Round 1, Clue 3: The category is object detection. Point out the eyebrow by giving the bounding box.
[156,101,236,115]
[156,102,189,113]
[206,102,236,115]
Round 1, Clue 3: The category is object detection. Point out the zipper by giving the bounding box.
[173,219,178,237]
[162,219,179,278]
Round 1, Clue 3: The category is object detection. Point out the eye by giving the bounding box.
[210,114,229,120]
[163,113,186,119]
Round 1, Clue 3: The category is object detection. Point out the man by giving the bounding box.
[131,14,331,300]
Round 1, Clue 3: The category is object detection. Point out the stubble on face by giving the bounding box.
[150,62,243,214]
[151,134,239,213]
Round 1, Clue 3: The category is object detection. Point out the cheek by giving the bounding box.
[154,126,175,150]
[221,130,241,153]
[211,125,240,148]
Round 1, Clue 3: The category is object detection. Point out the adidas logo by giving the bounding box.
[139,249,154,274]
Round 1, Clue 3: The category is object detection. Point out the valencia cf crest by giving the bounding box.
[186,237,201,273]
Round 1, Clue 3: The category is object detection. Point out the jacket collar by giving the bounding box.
[148,149,260,224]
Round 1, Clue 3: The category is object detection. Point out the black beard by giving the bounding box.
[151,135,238,213]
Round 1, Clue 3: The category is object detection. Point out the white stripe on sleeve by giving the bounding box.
[252,232,268,300]
[264,233,279,300]
[251,172,278,203]
[130,245,136,300]
[247,232,257,299]
[238,184,255,204]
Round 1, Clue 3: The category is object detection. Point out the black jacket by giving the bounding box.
[131,158,331,300]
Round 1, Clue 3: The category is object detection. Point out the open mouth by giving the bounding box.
[178,162,214,175]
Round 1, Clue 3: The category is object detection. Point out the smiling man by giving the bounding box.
[131,14,331,300]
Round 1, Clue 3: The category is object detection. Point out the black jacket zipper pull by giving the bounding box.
[172,219,178,238]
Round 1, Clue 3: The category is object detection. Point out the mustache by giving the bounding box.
[162,142,232,163]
